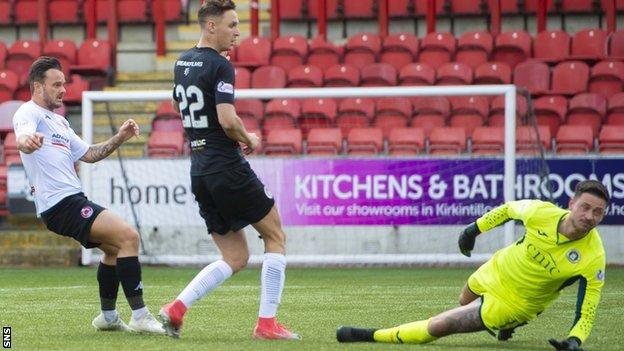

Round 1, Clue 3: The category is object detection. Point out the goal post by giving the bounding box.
[80,85,518,266]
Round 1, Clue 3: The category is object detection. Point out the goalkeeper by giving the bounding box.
[337,180,609,351]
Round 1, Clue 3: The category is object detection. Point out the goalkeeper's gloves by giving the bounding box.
[458,222,481,257]
[548,337,584,351]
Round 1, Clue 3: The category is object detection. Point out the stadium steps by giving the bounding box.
[0,231,80,267]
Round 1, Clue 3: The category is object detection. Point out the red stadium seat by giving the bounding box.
[428,127,466,155]
[551,61,589,95]
[288,65,323,87]
[236,37,271,68]
[436,62,473,85]
[235,99,264,120]
[555,125,594,154]
[411,97,448,136]
[251,66,286,89]
[533,31,570,64]
[380,33,419,71]
[488,94,528,127]
[324,64,360,87]
[6,40,41,85]
[234,67,251,89]
[306,128,343,155]
[279,0,304,19]
[344,33,382,69]
[0,42,7,69]
[3,132,21,165]
[516,125,552,154]
[0,1,11,24]
[566,93,607,137]
[308,0,339,19]
[472,126,505,154]
[263,98,299,133]
[63,74,89,105]
[49,0,81,23]
[14,0,37,24]
[419,32,456,69]
[336,97,374,135]
[155,100,180,119]
[589,61,624,98]
[271,35,308,72]
[387,127,425,155]
[399,63,435,86]
[374,97,412,137]
[71,39,112,81]
[360,63,397,87]
[86,0,150,23]
[264,128,302,156]
[534,95,568,136]
[414,0,445,14]
[608,30,624,59]
[607,93,624,125]
[513,60,550,95]
[456,31,493,70]
[43,39,77,77]
[346,127,383,155]
[493,31,532,70]
[299,98,337,136]
[389,0,412,17]
[307,36,342,72]
[147,131,184,158]
[449,96,488,135]
[343,0,375,18]
[561,0,598,12]
[499,0,520,13]
[152,118,183,133]
[474,62,511,84]
[449,0,487,14]
[153,0,183,22]
[570,28,608,61]
[0,70,18,103]
[598,125,624,153]
[523,0,556,13]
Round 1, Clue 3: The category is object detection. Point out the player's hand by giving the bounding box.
[118,119,140,142]
[458,222,480,257]
[548,337,584,351]
[242,132,259,155]
[19,132,44,153]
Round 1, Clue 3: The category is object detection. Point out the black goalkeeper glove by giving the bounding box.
[548,337,584,351]
[458,222,481,257]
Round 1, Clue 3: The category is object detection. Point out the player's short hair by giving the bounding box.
[28,56,62,92]
[574,180,610,204]
[198,0,236,24]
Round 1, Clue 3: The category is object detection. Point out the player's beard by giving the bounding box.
[42,89,63,110]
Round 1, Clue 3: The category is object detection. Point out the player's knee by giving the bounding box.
[226,254,249,273]
[118,226,140,250]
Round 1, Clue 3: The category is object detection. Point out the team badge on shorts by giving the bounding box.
[566,249,581,264]
[596,269,605,281]
[264,186,273,199]
[80,205,94,219]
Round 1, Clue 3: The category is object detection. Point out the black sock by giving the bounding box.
[97,262,119,311]
[116,256,145,310]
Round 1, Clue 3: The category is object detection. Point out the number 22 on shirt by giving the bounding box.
[175,84,208,128]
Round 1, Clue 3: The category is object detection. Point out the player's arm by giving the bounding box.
[459,199,535,257]
[13,112,43,154]
[80,119,139,163]
[216,103,258,154]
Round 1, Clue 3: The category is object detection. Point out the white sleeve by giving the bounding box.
[13,108,39,138]
[68,127,90,162]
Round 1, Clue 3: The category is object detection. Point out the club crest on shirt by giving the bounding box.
[566,249,581,264]
[80,205,94,219]
[217,81,234,94]
[264,186,273,199]
[596,269,605,281]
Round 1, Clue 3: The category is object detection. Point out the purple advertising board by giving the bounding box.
[250,158,624,225]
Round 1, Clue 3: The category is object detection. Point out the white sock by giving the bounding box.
[177,260,233,308]
[102,309,118,323]
[258,253,286,318]
[131,306,148,320]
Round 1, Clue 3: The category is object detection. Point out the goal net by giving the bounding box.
[79,85,542,266]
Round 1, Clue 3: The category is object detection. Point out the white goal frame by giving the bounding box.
[80,85,517,266]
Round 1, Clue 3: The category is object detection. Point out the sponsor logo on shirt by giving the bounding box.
[50,133,70,150]
[176,60,203,67]
[596,269,605,281]
[190,139,206,151]
[217,81,234,94]
[264,186,273,199]
[566,249,581,264]
[80,206,94,219]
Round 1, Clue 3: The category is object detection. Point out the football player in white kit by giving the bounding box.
[12,56,164,334]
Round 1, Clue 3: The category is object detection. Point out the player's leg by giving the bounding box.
[459,282,480,306]
[159,230,246,337]
[251,206,300,340]
[337,299,485,344]
[89,210,164,334]
[92,243,131,331]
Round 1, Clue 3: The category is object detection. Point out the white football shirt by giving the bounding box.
[12,101,89,214]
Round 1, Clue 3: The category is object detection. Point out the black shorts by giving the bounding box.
[192,164,275,235]
[40,192,105,248]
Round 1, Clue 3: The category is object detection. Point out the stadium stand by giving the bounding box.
[474,62,511,84]
[589,60,624,98]
[448,96,488,135]
[360,63,397,87]
[147,130,185,158]
[488,94,528,127]
[306,127,343,155]
[607,92,624,125]
[336,97,374,135]
[609,30,624,59]
[270,35,309,72]
[513,60,550,95]
[534,95,568,136]
[516,125,552,154]
[566,93,607,138]
[263,98,299,133]
[298,98,337,136]
[0,70,18,103]
[48,0,82,24]
[43,39,78,78]
[492,31,532,69]
[455,31,493,70]
[374,97,411,137]
[264,128,303,156]
[428,127,467,155]
[288,65,323,87]
[344,32,382,70]
[399,63,436,86]
[307,36,343,72]
[251,65,286,88]
[346,127,383,155]
[419,32,456,69]
[235,36,271,68]
[533,30,570,64]
[551,61,590,95]
[0,42,7,70]
[380,32,419,71]
[3,132,21,165]
[234,67,251,89]
[411,96,450,136]
[387,127,425,156]
[436,62,473,85]
[555,125,595,154]
[598,125,624,153]
[570,28,608,61]
[471,126,505,155]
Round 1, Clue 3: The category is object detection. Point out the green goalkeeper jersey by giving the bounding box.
[476,199,605,343]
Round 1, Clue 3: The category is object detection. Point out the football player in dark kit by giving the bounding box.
[158,0,300,341]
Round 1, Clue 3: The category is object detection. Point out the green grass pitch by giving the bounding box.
[0,267,622,350]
